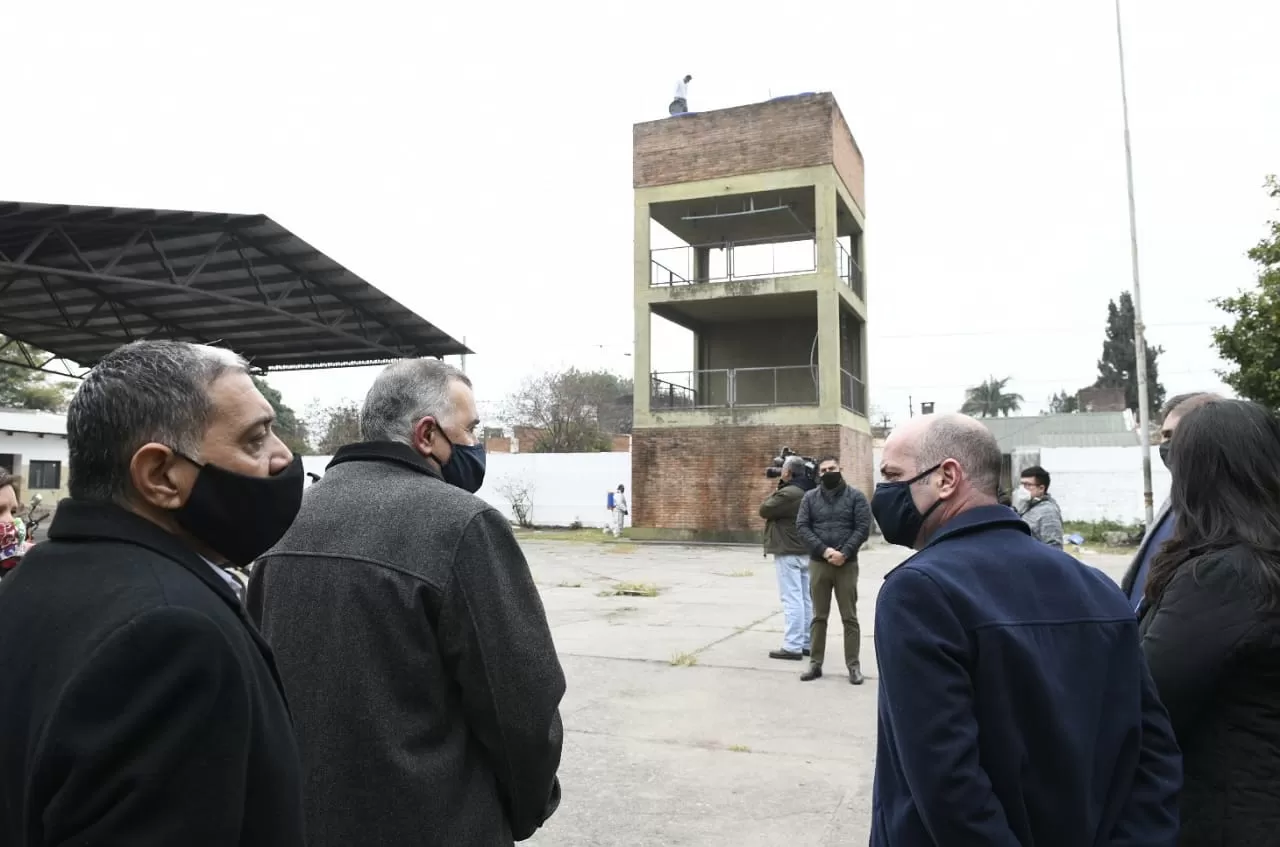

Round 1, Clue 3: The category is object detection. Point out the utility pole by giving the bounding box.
[460,336,467,374]
[1115,0,1155,526]
[908,395,914,418]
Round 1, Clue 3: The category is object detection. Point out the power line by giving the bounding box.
[870,320,1214,341]
[874,367,1212,391]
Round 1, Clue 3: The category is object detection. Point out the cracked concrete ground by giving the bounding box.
[522,538,1134,847]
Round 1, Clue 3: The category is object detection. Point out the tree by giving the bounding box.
[505,368,633,453]
[252,377,310,454]
[960,376,1023,418]
[0,336,76,412]
[1212,175,1280,407]
[1091,291,1166,418]
[307,400,361,454]
[869,405,893,438]
[1046,390,1079,415]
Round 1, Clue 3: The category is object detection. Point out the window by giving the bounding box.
[29,460,61,490]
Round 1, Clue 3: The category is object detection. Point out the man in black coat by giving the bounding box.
[796,455,873,684]
[0,340,308,847]
[249,358,565,847]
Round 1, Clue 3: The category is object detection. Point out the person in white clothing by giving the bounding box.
[611,484,629,537]
[669,75,692,115]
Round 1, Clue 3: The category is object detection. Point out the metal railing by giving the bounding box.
[837,241,864,301]
[650,235,817,287]
[651,366,820,409]
[841,369,867,415]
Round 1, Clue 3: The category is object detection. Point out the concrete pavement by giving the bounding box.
[521,536,1134,846]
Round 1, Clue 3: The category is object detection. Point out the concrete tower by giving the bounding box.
[630,92,869,542]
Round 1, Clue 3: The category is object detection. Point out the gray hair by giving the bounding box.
[916,414,1003,496]
[68,341,249,502]
[1161,391,1220,423]
[782,456,807,477]
[360,359,471,444]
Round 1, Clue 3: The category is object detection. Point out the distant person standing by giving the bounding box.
[1016,465,1064,547]
[611,483,629,537]
[669,74,693,115]
[795,456,872,684]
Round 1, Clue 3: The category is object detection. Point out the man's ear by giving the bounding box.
[411,416,437,459]
[938,458,963,498]
[129,443,187,510]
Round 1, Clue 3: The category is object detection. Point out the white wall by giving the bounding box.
[1039,446,1170,524]
[872,445,1169,525]
[302,452,632,528]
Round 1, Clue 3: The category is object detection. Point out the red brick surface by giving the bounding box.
[633,93,864,212]
[631,423,873,534]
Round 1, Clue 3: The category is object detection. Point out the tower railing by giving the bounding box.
[650,236,817,287]
[837,241,864,301]
[840,369,867,415]
[650,366,819,409]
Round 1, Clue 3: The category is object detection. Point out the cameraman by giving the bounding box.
[759,456,812,661]
[796,456,872,685]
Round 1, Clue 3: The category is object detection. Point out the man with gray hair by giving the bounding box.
[869,413,1180,846]
[1120,391,1221,611]
[0,340,307,846]
[249,358,565,847]
[759,455,813,661]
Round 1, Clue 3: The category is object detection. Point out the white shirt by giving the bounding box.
[203,556,245,602]
[674,79,688,100]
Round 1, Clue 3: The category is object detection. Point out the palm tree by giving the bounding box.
[960,376,1024,418]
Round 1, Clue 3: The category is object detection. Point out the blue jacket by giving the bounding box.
[871,505,1181,847]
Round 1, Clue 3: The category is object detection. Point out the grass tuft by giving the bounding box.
[670,651,698,667]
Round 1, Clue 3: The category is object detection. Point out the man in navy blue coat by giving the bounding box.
[869,413,1181,846]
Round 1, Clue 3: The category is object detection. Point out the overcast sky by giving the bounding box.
[3,0,1277,430]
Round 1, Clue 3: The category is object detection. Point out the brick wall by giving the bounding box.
[831,108,866,214]
[634,93,862,201]
[631,423,873,538]
[485,436,512,453]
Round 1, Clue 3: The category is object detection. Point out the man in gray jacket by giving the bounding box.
[796,455,873,684]
[247,359,565,846]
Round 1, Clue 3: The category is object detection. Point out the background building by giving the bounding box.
[630,93,869,541]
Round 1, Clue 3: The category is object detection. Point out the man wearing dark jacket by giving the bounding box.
[870,413,1181,846]
[795,455,873,684]
[248,358,565,847]
[0,341,308,847]
[759,456,812,661]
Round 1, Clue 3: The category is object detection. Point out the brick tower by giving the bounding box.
[630,92,870,542]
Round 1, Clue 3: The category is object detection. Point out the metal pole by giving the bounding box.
[1115,0,1154,526]
[460,336,467,374]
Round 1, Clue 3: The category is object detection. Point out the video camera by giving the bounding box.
[764,447,818,490]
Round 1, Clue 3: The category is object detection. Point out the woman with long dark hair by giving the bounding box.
[1141,399,1280,845]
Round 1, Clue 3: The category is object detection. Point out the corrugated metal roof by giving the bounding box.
[0,408,66,435]
[0,201,472,372]
[980,412,1138,451]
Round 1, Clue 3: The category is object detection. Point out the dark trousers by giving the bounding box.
[669,97,688,115]
[808,557,860,669]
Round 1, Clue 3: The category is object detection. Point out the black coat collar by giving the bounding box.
[47,498,292,711]
[48,499,242,608]
[327,441,444,480]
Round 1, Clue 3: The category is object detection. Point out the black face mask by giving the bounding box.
[1158,441,1171,469]
[172,454,304,567]
[870,464,943,548]
[439,431,487,494]
[820,471,844,490]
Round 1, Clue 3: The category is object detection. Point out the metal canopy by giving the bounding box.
[0,201,472,375]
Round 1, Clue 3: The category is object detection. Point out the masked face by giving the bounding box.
[871,463,943,548]
[172,454,305,566]
[134,372,302,567]
[418,379,486,494]
[1158,440,1171,469]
